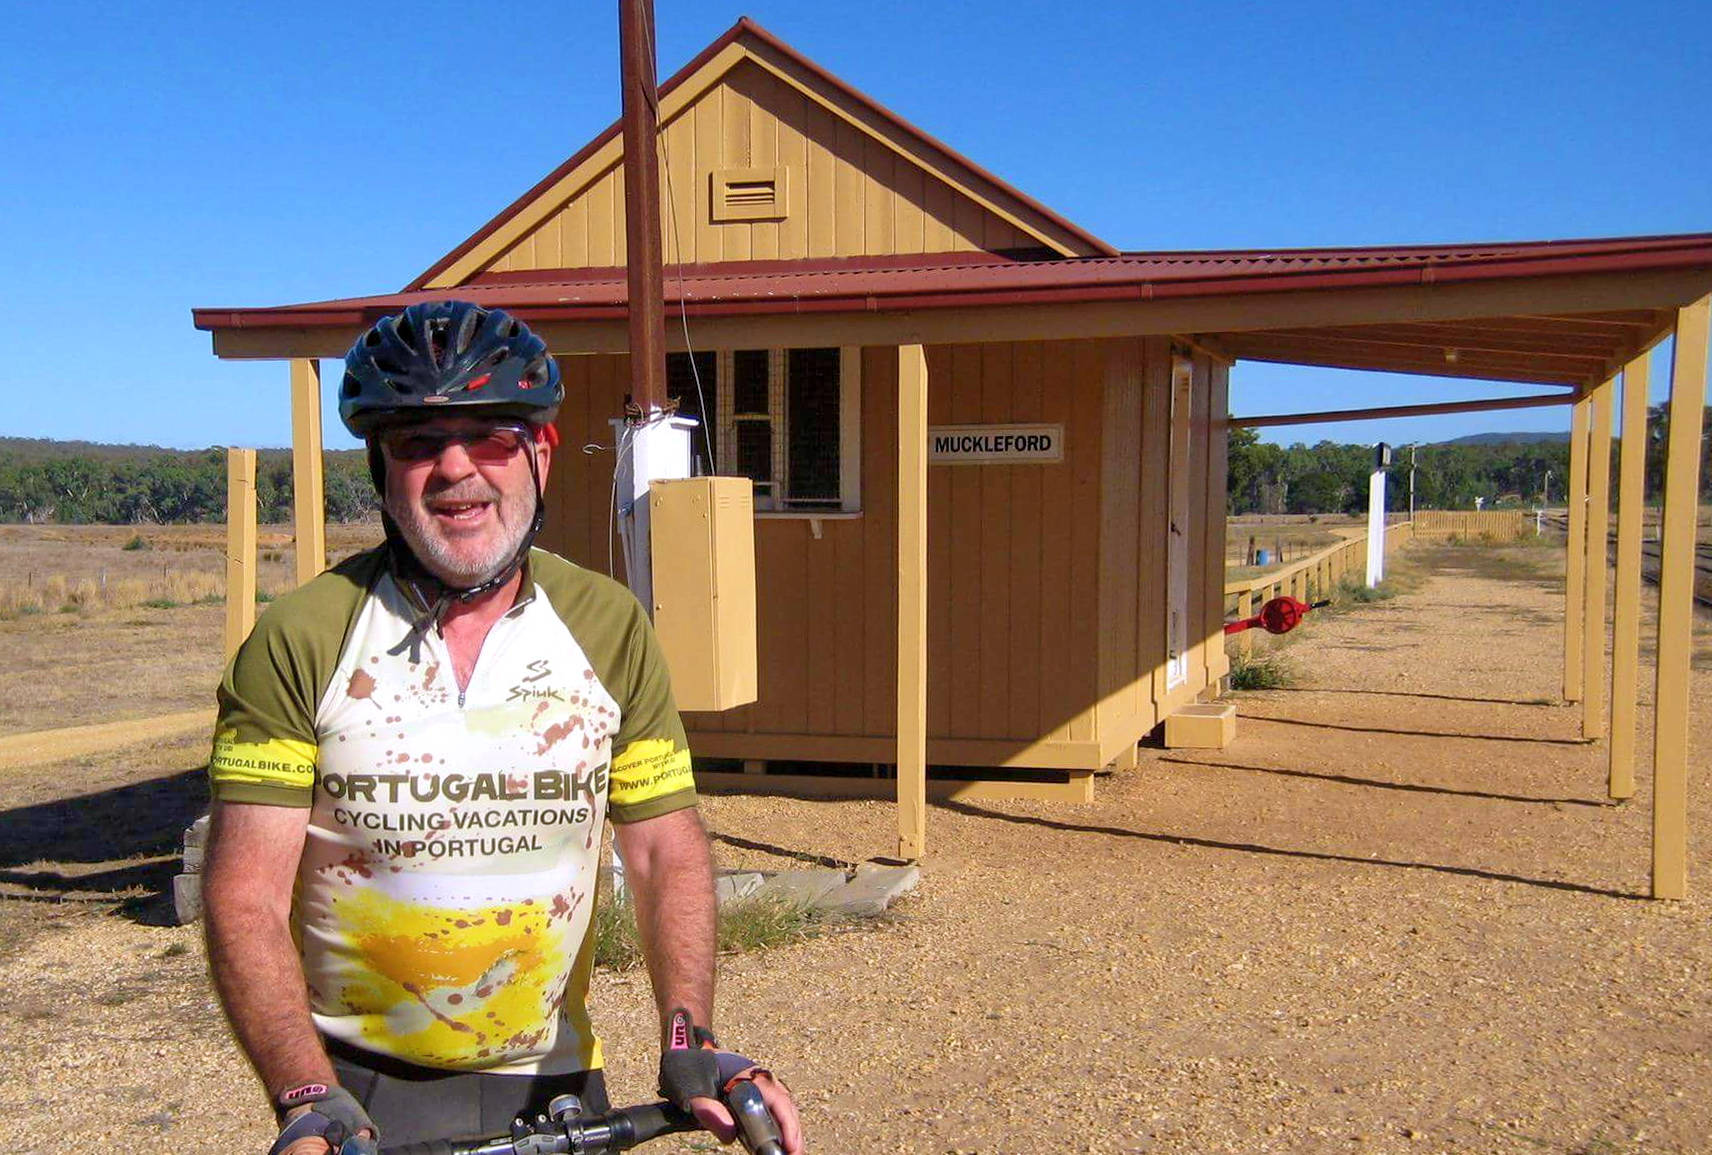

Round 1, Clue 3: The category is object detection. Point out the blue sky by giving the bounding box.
[2,1,1707,450]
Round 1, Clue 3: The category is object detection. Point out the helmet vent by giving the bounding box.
[427,317,451,367]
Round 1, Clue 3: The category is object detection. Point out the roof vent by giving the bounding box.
[711,166,790,223]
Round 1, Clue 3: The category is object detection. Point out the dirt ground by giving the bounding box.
[2,540,1710,1154]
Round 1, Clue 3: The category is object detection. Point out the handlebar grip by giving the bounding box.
[606,1101,698,1148]
[726,1081,785,1155]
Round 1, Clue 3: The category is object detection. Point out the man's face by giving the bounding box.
[379,416,551,588]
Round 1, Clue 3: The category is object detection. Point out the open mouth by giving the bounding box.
[428,500,493,524]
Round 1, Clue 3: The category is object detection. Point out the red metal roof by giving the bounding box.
[195,232,1712,332]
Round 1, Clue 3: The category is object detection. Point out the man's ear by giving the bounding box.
[534,440,553,494]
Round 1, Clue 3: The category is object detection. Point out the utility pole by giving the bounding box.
[619,0,666,414]
[614,0,696,613]
[1408,443,1417,522]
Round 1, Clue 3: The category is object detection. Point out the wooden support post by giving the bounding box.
[290,359,327,586]
[1651,295,1709,900]
[1608,353,1650,799]
[1238,589,1255,659]
[896,345,929,862]
[1581,378,1615,740]
[225,448,258,659]
[1563,396,1591,702]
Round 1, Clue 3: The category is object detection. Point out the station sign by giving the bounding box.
[927,423,1064,465]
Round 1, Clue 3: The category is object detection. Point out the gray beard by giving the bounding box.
[385,485,533,589]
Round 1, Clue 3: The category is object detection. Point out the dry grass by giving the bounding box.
[0,570,231,619]
[0,523,382,621]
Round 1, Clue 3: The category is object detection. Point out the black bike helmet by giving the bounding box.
[339,300,562,437]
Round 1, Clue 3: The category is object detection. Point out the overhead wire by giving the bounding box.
[643,6,715,475]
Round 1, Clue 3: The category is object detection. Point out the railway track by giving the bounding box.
[1537,511,1712,609]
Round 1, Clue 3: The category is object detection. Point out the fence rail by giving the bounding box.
[1223,521,1416,655]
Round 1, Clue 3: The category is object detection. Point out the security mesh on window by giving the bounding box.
[731,350,770,415]
[735,421,773,488]
[666,351,717,474]
[786,348,841,507]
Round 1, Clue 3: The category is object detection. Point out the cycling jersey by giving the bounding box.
[208,546,696,1075]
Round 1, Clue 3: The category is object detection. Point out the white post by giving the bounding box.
[609,409,697,895]
[611,414,698,616]
[1366,444,1390,587]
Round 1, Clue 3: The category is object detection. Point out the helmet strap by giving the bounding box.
[381,442,548,664]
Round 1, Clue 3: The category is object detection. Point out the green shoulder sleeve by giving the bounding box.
[529,550,696,824]
[208,547,385,806]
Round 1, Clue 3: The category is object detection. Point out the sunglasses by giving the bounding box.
[381,424,532,465]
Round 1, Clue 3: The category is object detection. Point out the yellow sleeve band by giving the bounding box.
[209,730,317,794]
[609,738,694,808]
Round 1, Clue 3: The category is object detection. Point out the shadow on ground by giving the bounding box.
[1159,755,1613,808]
[937,798,1642,901]
[0,766,206,925]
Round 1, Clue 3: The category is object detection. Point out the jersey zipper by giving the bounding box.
[443,601,530,710]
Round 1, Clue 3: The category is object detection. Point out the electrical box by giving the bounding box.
[648,477,758,712]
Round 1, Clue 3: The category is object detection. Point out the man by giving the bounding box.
[202,301,801,1155]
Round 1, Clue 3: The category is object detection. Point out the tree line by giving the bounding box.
[0,440,379,524]
[1228,406,1712,516]
[4,409,1708,523]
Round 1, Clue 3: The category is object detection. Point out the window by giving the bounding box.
[667,347,860,513]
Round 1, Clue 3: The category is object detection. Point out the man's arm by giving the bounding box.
[202,798,334,1099]
[614,807,803,1154]
[613,805,717,1028]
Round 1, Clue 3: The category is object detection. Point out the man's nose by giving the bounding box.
[429,440,480,480]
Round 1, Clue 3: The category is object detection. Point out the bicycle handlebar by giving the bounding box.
[378,1100,696,1155]
[376,1083,784,1155]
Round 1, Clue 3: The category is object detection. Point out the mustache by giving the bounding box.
[421,481,503,504]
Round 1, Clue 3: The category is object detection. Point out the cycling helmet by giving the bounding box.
[339,301,562,437]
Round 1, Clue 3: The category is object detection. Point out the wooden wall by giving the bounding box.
[541,337,1229,772]
[482,59,1037,274]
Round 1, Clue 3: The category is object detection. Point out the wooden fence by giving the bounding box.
[1410,509,1533,541]
[1223,521,1416,656]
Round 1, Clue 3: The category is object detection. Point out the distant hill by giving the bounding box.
[0,436,366,463]
[1433,432,1571,447]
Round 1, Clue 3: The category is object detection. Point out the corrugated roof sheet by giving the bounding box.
[195,233,1712,331]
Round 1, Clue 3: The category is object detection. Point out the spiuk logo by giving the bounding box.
[507,659,563,703]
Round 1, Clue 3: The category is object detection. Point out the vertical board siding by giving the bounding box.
[1063,342,1104,742]
[1007,342,1046,741]
[1140,340,1173,709]
[1095,339,1146,746]
[943,345,983,737]
[480,60,1035,276]
[976,343,1013,738]
[1036,341,1079,743]
[547,341,1122,765]
[860,347,900,736]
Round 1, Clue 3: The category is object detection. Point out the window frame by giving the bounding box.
[669,346,861,516]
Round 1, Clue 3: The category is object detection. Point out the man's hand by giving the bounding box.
[268,1084,377,1155]
[687,1065,802,1155]
[658,1012,801,1155]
